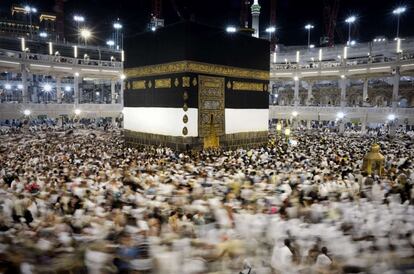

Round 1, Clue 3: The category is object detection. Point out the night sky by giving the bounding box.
[1,0,413,46]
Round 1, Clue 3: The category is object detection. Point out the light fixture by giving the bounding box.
[396,38,402,53]
[80,28,91,39]
[23,109,31,116]
[340,75,346,79]
[25,6,37,13]
[73,45,78,58]
[309,44,315,48]
[74,109,81,115]
[343,46,348,59]
[95,92,100,96]
[21,37,25,51]
[43,83,52,92]
[64,86,71,92]
[292,111,298,117]
[226,26,237,33]
[17,84,23,89]
[73,15,85,22]
[4,83,12,90]
[120,74,126,80]
[293,76,299,81]
[39,32,48,38]
[113,22,123,29]
[345,16,357,45]
[305,24,314,30]
[336,112,345,119]
[350,40,356,46]
[393,6,407,39]
[345,16,356,23]
[266,26,276,33]
[106,40,115,46]
[387,114,396,121]
[393,6,406,15]
[74,72,80,77]
[49,42,53,55]
[151,26,156,31]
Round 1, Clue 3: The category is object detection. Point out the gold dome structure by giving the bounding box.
[362,144,385,176]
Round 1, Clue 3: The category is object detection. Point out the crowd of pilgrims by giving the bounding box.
[0,124,413,274]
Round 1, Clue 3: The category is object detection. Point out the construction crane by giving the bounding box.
[149,0,164,30]
[152,0,162,20]
[269,0,277,51]
[238,0,255,35]
[323,0,340,47]
[53,0,66,41]
[239,0,250,28]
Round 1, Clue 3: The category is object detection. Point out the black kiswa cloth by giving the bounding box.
[125,21,269,71]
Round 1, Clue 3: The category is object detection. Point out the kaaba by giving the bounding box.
[123,21,269,150]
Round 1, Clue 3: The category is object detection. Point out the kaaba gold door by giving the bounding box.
[198,75,225,149]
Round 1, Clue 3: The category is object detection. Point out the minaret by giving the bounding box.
[251,0,261,38]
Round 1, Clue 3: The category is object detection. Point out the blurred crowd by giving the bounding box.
[0,126,413,274]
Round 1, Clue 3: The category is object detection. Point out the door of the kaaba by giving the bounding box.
[198,75,225,149]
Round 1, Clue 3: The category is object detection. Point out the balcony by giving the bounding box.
[271,54,414,80]
[0,102,123,119]
[269,105,414,123]
[0,48,123,77]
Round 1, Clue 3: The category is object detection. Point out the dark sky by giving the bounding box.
[1,0,413,46]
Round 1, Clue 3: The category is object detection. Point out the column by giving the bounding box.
[21,64,28,104]
[340,77,347,108]
[392,67,400,110]
[100,80,104,103]
[307,119,312,129]
[56,76,62,103]
[294,78,300,107]
[120,79,125,106]
[306,81,313,106]
[111,79,116,104]
[362,78,369,105]
[339,120,345,134]
[111,116,117,127]
[361,113,367,134]
[338,77,347,134]
[74,74,80,105]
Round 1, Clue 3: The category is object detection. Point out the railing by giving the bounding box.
[0,103,123,119]
[0,48,123,69]
[269,106,414,121]
[272,37,414,64]
[271,51,414,71]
